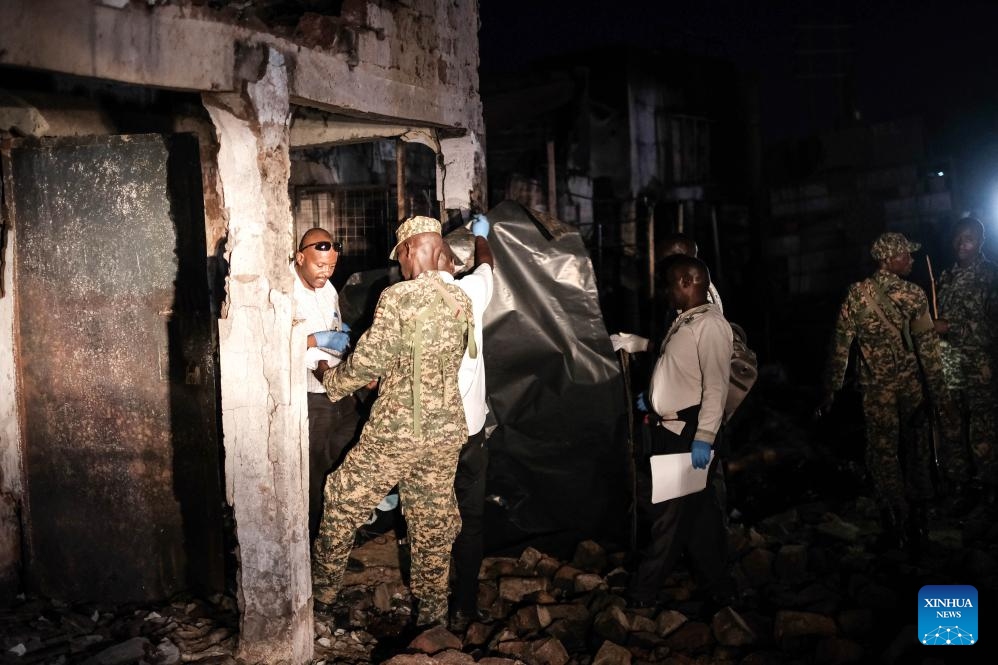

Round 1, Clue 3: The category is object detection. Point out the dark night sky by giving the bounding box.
[479,0,998,216]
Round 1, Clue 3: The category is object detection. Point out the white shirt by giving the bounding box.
[290,263,343,393]
[440,263,494,435]
[648,303,732,444]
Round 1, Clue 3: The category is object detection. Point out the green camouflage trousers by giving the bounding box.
[861,378,935,520]
[960,382,998,486]
[312,428,463,625]
[941,343,997,485]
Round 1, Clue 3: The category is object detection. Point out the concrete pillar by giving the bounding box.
[1,224,23,602]
[439,131,487,216]
[203,46,312,664]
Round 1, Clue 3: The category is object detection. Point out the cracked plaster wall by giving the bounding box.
[0,0,484,657]
[203,49,312,664]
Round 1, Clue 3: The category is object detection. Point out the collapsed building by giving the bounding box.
[0,1,485,662]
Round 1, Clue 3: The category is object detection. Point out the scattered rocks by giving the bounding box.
[573,573,606,594]
[774,610,838,640]
[593,606,630,645]
[592,640,632,665]
[409,624,463,654]
[815,636,865,664]
[572,540,608,573]
[2,483,992,665]
[529,636,569,665]
[835,608,872,638]
[510,604,552,635]
[774,544,808,583]
[740,547,775,585]
[498,576,550,603]
[711,606,756,646]
[655,609,688,637]
[663,620,713,653]
[80,636,151,665]
[815,515,861,543]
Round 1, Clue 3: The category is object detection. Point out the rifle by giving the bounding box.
[861,279,942,477]
[926,256,939,319]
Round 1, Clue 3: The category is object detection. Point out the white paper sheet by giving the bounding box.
[649,452,713,503]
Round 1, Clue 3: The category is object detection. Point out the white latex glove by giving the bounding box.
[305,346,334,370]
[610,332,650,353]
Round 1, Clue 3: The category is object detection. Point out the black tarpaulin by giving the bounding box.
[480,200,629,555]
[336,201,630,554]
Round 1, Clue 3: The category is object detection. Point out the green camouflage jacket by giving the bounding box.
[323,271,473,439]
[824,269,946,397]
[937,256,998,354]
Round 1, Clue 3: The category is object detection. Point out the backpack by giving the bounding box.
[725,322,757,422]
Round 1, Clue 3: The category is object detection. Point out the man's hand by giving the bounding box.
[635,392,649,413]
[313,359,330,382]
[471,213,490,238]
[933,318,950,335]
[611,332,650,353]
[313,330,350,353]
[691,440,711,469]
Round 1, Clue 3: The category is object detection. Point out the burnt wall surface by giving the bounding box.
[3,134,221,602]
[0,0,483,134]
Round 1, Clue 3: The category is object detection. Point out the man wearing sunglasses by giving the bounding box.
[292,227,357,543]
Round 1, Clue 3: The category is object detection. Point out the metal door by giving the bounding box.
[2,134,223,602]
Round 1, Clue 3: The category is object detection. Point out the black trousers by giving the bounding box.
[451,428,488,613]
[628,450,728,605]
[308,392,359,542]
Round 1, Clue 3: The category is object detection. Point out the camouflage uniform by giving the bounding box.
[823,238,951,522]
[937,256,998,486]
[312,220,474,626]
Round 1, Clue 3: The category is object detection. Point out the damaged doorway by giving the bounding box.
[2,134,223,602]
[291,139,439,287]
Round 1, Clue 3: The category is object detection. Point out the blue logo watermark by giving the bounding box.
[918,585,978,646]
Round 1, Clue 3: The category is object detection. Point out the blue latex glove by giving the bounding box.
[339,321,351,334]
[471,213,490,238]
[635,392,649,413]
[313,330,350,353]
[691,440,712,469]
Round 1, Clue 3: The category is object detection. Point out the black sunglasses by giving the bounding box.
[299,240,343,253]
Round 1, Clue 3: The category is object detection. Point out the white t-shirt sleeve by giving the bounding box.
[459,263,494,317]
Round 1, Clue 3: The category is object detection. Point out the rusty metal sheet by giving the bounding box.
[4,134,222,602]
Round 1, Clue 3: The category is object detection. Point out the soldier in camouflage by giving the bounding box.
[935,217,998,501]
[819,232,955,548]
[311,215,474,626]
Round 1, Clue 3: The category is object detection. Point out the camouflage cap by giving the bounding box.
[389,215,442,260]
[870,232,921,261]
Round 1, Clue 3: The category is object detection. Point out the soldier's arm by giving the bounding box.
[822,293,855,397]
[322,289,402,400]
[909,288,950,401]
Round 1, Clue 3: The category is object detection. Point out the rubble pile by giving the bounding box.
[2,499,995,664]
[1,595,238,665]
[318,494,997,665]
